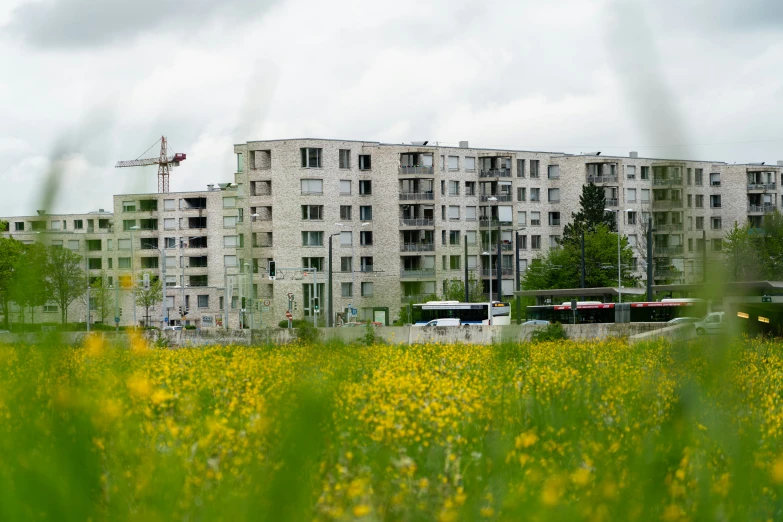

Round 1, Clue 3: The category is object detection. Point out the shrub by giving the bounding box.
[531,322,567,342]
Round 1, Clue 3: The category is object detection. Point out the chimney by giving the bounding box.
[459,141,469,149]
[207,184,214,191]
[629,151,638,158]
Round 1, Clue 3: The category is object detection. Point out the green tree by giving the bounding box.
[136,273,163,327]
[722,212,783,282]
[44,246,87,324]
[0,220,8,232]
[443,274,484,302]
[562,183,616,246]
[89,271,114,324]
[0,237,24,329]
[523,225,637,292]
[9,242,49,325]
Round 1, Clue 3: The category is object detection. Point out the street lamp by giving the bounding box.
[328,232,340,327]
[130,225,140,327]
[514,226,527,324]
[335,222,369,321]
[487,196,501,302]
[604,208,633,303]
[482,251,492,324]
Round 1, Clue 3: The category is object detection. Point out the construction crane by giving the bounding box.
[115,136,186,193]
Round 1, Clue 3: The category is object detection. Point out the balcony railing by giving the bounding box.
[654,245,684,255]
[479,169,512,178]
[361,265,374,273]
[605,198,618,207]
[479,194,513,202]
[652,177,683,186]
[400,218,435,227]
[479,219,500,228]
[401,242,435,252]
[653,200,684,209]
[399,191,435,201]
[398,166,434,175]
[654,223,685,232]
[748,204,776,213]
[587,175,618,184]
[482,243,514,252]
[400,268,436,278]
[481,268,514,277]
[747,182,776,191]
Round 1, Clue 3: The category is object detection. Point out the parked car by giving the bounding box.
[667,317,701,325]
[341,321,382,328]
[419,318,461,327]
[522,320,549,326]
[163,325,183,331]
[695,312,725,335]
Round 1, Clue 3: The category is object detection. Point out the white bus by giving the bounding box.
[411,301,512,325]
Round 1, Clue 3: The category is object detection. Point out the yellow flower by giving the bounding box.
[352,504,371,517]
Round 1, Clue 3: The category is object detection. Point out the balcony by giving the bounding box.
[398,166,434,176]
[605,198,619,207]
[483,243,514,252]
[652,178,683,186]
[479,194,513,202]
[748,183,776,191]
[748,204,776,214]
[400,268,436,278]
[654,223,685,232]
[401,242,435,252]
[480,268,514,277]
[399,191,435,201]
[399,218,435,227]
[654,245,684,256]
[478,169,512,178]
[587,175,618,184]
[652,200,684,209]
[479,219,500,228]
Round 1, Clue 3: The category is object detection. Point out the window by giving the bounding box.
[548,212,560,226]
[549,236,560,248]
[341,282,353,297]
[164,199,175,210]
[198,295,209,308]
[627,211,637,225]
[686,168,692,185]
[517,211,527,226]
[339,149,351,169]
[465,181,476,195]
[448,156,459,170]
[626,165,636,179]
[67,240,79,250]
[710,195,721,208]
[302,257,324,271]
[517,159,525,178]
[139,237,158,250]
[164,237,175,249]
[466,230,477,245]
[695,169,703,185]
[548,188,560,203]
[50,220,62,230]
[449,230,460,245]
[530,160,540,178]
[359,180,372,195]
[341,257,353,272]
[360,231,373,246]
[301,147,322,168]
[547,165,560,179]
[466,206,477,221]
[361,257,373,272]
[530,188,540,202]
[340,231,352,246]
[518,235,527,249]
[449,256,461,270]
[441,181,446,196]
[465,157,475,171]
[301,205,323,220]
[626,188,636,203]
[88,258,102,270]
[339,180,351,195]
[449,180,459,195]
[43,305,58,313]
[641,189,650,202]
[340,205,352,221]
[712,238,723,252]
[224,235,239,247]
[87,239,101,251]
[118,239,131,250]
[448,206,460,220]
[223,216,238,227]
[517,187,526,201]
[162,217,176,230]
[531,235,541,249]
[707,172,721,187]
[440,155,445,169]
[302,231,323,246]
[687,194,693,207]
[696,217,704,230]
[301,179,323,195]
[223,255,238,268]
[51,240,63,248]
[360,206,373,221]
[530,212,541,226]
[71,220,81,230]
[122,219,137,231]
[361,282,373,297]
[123,201,136,212]
[711,217,722,230]
[640,166,650,180]
[695,195,704,208]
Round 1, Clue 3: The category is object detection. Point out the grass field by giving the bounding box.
[1,334,783,521]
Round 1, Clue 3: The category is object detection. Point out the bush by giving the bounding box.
[278,319,309,329]
[531,322,568,342]
[294,320,320,343]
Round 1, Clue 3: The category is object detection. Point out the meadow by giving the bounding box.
[1,334,783,521]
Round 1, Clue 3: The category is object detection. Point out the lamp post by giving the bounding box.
[487,196,501,302]
[244,262,253,330]
[335,222,369,321]
[482,251,492,324]
[604,208,633,303]
[328,232,340,327]
[154,246,168,329]
[130,225,140,328]
[514,226,526,324]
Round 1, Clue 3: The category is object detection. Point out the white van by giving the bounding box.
[422,318,461,327]
[695,312,725,335]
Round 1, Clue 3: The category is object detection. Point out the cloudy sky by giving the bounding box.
[1,0,782,215]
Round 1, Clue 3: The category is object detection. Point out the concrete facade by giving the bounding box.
[2,138,781,328]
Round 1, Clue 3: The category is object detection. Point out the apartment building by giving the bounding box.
[2,138,781,327]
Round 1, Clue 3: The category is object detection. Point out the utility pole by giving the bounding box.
[515,231,521,324]
[464,240,469,302]
[160,246,167,329]
[646,219,653,301]
[130,226,139,328]
[580,230,585,289]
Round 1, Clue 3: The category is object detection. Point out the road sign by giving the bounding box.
[351,308,358,315]
[114,316,120,323]
[285,310,293,320]
[263,299,271,306]
[762,295,772,303]
[262,306,270,312]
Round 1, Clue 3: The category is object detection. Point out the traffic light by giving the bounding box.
[143,273,150,290]
[268,260,276,279]
[313,298,319,312]
[178,306,182,315]
[119,308,123,317]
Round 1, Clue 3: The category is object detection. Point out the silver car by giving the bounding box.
[522,320,549,326]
